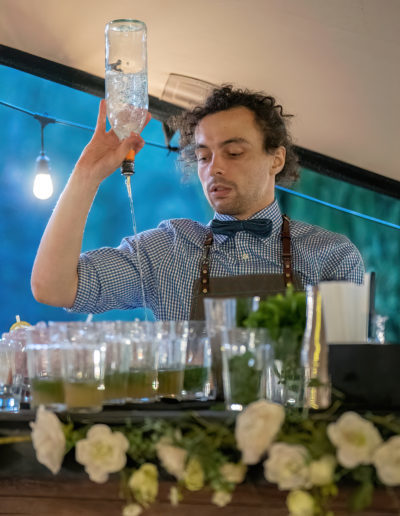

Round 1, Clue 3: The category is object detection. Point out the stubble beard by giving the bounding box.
[209,191,249,218]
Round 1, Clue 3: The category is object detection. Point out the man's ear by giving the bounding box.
[271,146,286,176]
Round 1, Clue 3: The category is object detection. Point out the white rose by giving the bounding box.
[327,412,382,468]
[129,463,159,507]
[264,443,311,490]
[372,435,400,486]
[286,490,315,516]
[220,462,247,484]
[75,424,129,483]
[122,504,143,516]
[30,405,66,475]
[309,455,336,486]
[212,490,232,507]
[156,439,187,479]
[235,400,285,465]
[169,486,181,506]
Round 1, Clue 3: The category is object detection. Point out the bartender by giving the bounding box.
[31,85,364,320]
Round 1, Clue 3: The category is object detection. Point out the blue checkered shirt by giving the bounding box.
[70,200,364,319]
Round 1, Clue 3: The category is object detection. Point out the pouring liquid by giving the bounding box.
[125,176,148,320]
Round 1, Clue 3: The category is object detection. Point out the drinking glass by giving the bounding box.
[155,321,188,399]
[0,338,20,412]
[182,322,214,401]
[98,321,129,405]
[203,296,261,400]
[26,325,67,411]
[117,321,158,403]
[6,327,31,405]
[221,327,272,411]
[62,327,105,413]
[26,344,65,411]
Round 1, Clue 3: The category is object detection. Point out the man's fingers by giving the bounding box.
[123,134,145,156]
[142,111,152,130]
[95,99,107,134]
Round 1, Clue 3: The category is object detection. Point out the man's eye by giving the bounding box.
[228,152,243,157]
[196,154,208,162]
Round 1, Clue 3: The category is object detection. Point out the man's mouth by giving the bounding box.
[208,183,233,197]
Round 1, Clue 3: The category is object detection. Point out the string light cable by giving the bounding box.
[0,99,398,230]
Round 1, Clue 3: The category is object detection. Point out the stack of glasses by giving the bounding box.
[0,321,213,414]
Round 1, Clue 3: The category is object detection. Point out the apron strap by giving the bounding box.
[199,232,213,294]
[281,214,294,287]
[198,215,294,294]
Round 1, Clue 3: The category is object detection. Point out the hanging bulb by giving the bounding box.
[33,151,54,200]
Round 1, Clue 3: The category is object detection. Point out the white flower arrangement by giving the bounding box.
[155,438,187,479]
[122,503,143,516]
[128,463,159,507]
[235,399,285,464]
[211,490,232,507]
[21,403,400,515]
[286,489,315,516]
[309,454,336,487]
[327,411,383,468]
[372,435,400,486]
[75,424,129,483]
[264,442,311,490]
[29,405,66,474]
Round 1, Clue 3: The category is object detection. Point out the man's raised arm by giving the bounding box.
[31,100,150,307]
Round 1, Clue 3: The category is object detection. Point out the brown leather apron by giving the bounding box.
[189,215,303,400]
[189,215,303,320]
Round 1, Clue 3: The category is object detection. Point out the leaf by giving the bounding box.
[349,481,374,512]
[351,466,373,484]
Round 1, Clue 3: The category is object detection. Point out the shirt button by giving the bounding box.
[242,253,249,260]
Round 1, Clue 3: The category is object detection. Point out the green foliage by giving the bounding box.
[243,285,307,347]
[228,351,261,406]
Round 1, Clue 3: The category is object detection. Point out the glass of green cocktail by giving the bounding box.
[221,327,273,411]
[62,327,105,413]
[155,321,188,399]
[116,320,158,403]
[182,322,214,401]
[26,326,66,411]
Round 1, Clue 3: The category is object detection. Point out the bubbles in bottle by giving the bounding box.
[106,70,148,140]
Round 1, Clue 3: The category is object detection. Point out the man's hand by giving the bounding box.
[74,99,152,185]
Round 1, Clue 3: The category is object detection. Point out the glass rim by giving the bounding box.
[25,343,65,351]
[106,19,147,30]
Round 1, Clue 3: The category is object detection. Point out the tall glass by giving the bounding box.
[221,328,272,411]
[105,19,148,140]
[117,321,158,403]
[155,321,188,399]
[182,322,213,400]
[0,338,20,412]
[203,296,260,400]
[62,326,106,413]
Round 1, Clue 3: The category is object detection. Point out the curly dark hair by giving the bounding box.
[173,85,299,185]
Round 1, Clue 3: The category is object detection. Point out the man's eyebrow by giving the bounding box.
[195,138,250,150]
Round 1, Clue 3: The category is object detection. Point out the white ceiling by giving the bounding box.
[1,0,399,182]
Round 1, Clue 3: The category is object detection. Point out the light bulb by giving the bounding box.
[33,172,53,200]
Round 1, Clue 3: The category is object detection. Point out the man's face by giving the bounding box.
[194,106,285,219]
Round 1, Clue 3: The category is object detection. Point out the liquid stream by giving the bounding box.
[126,176,148,320]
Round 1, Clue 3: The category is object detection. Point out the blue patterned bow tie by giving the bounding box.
[210,218,273,237]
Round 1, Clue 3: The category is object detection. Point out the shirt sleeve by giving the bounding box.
[320,237,365,284]
[69,234,158,314]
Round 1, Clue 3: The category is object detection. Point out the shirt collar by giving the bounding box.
[210,199,282,235]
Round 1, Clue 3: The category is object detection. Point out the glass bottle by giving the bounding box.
[301,285,331,410]
[105,19,148,175]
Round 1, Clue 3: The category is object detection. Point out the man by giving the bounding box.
[31,85,364,320]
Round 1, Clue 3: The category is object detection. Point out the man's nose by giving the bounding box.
[208,154,224,176]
